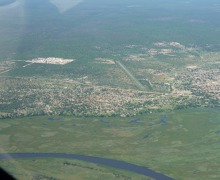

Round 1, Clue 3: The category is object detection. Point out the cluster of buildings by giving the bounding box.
[26,57,74,65]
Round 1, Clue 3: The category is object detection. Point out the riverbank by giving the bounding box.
[0,153,174,180]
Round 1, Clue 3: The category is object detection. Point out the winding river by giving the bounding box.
[0,153,174,180]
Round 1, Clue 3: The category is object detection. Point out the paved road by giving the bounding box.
[0,153,175,180]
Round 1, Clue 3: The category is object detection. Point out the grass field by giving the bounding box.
[1,108,220,179]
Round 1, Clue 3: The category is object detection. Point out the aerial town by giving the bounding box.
[0,44,219,118]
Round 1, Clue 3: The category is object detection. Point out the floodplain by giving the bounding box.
[1,108,220,179]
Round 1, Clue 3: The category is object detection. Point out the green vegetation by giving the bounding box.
[0,158,151,180]
[115,61,148,91]
[0,47,219,118]
[1,0,220,60]
[1,108,220,179]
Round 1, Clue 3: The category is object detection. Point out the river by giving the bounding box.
[0,153,175,180]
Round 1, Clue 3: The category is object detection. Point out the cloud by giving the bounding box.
[49,0,83,13]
